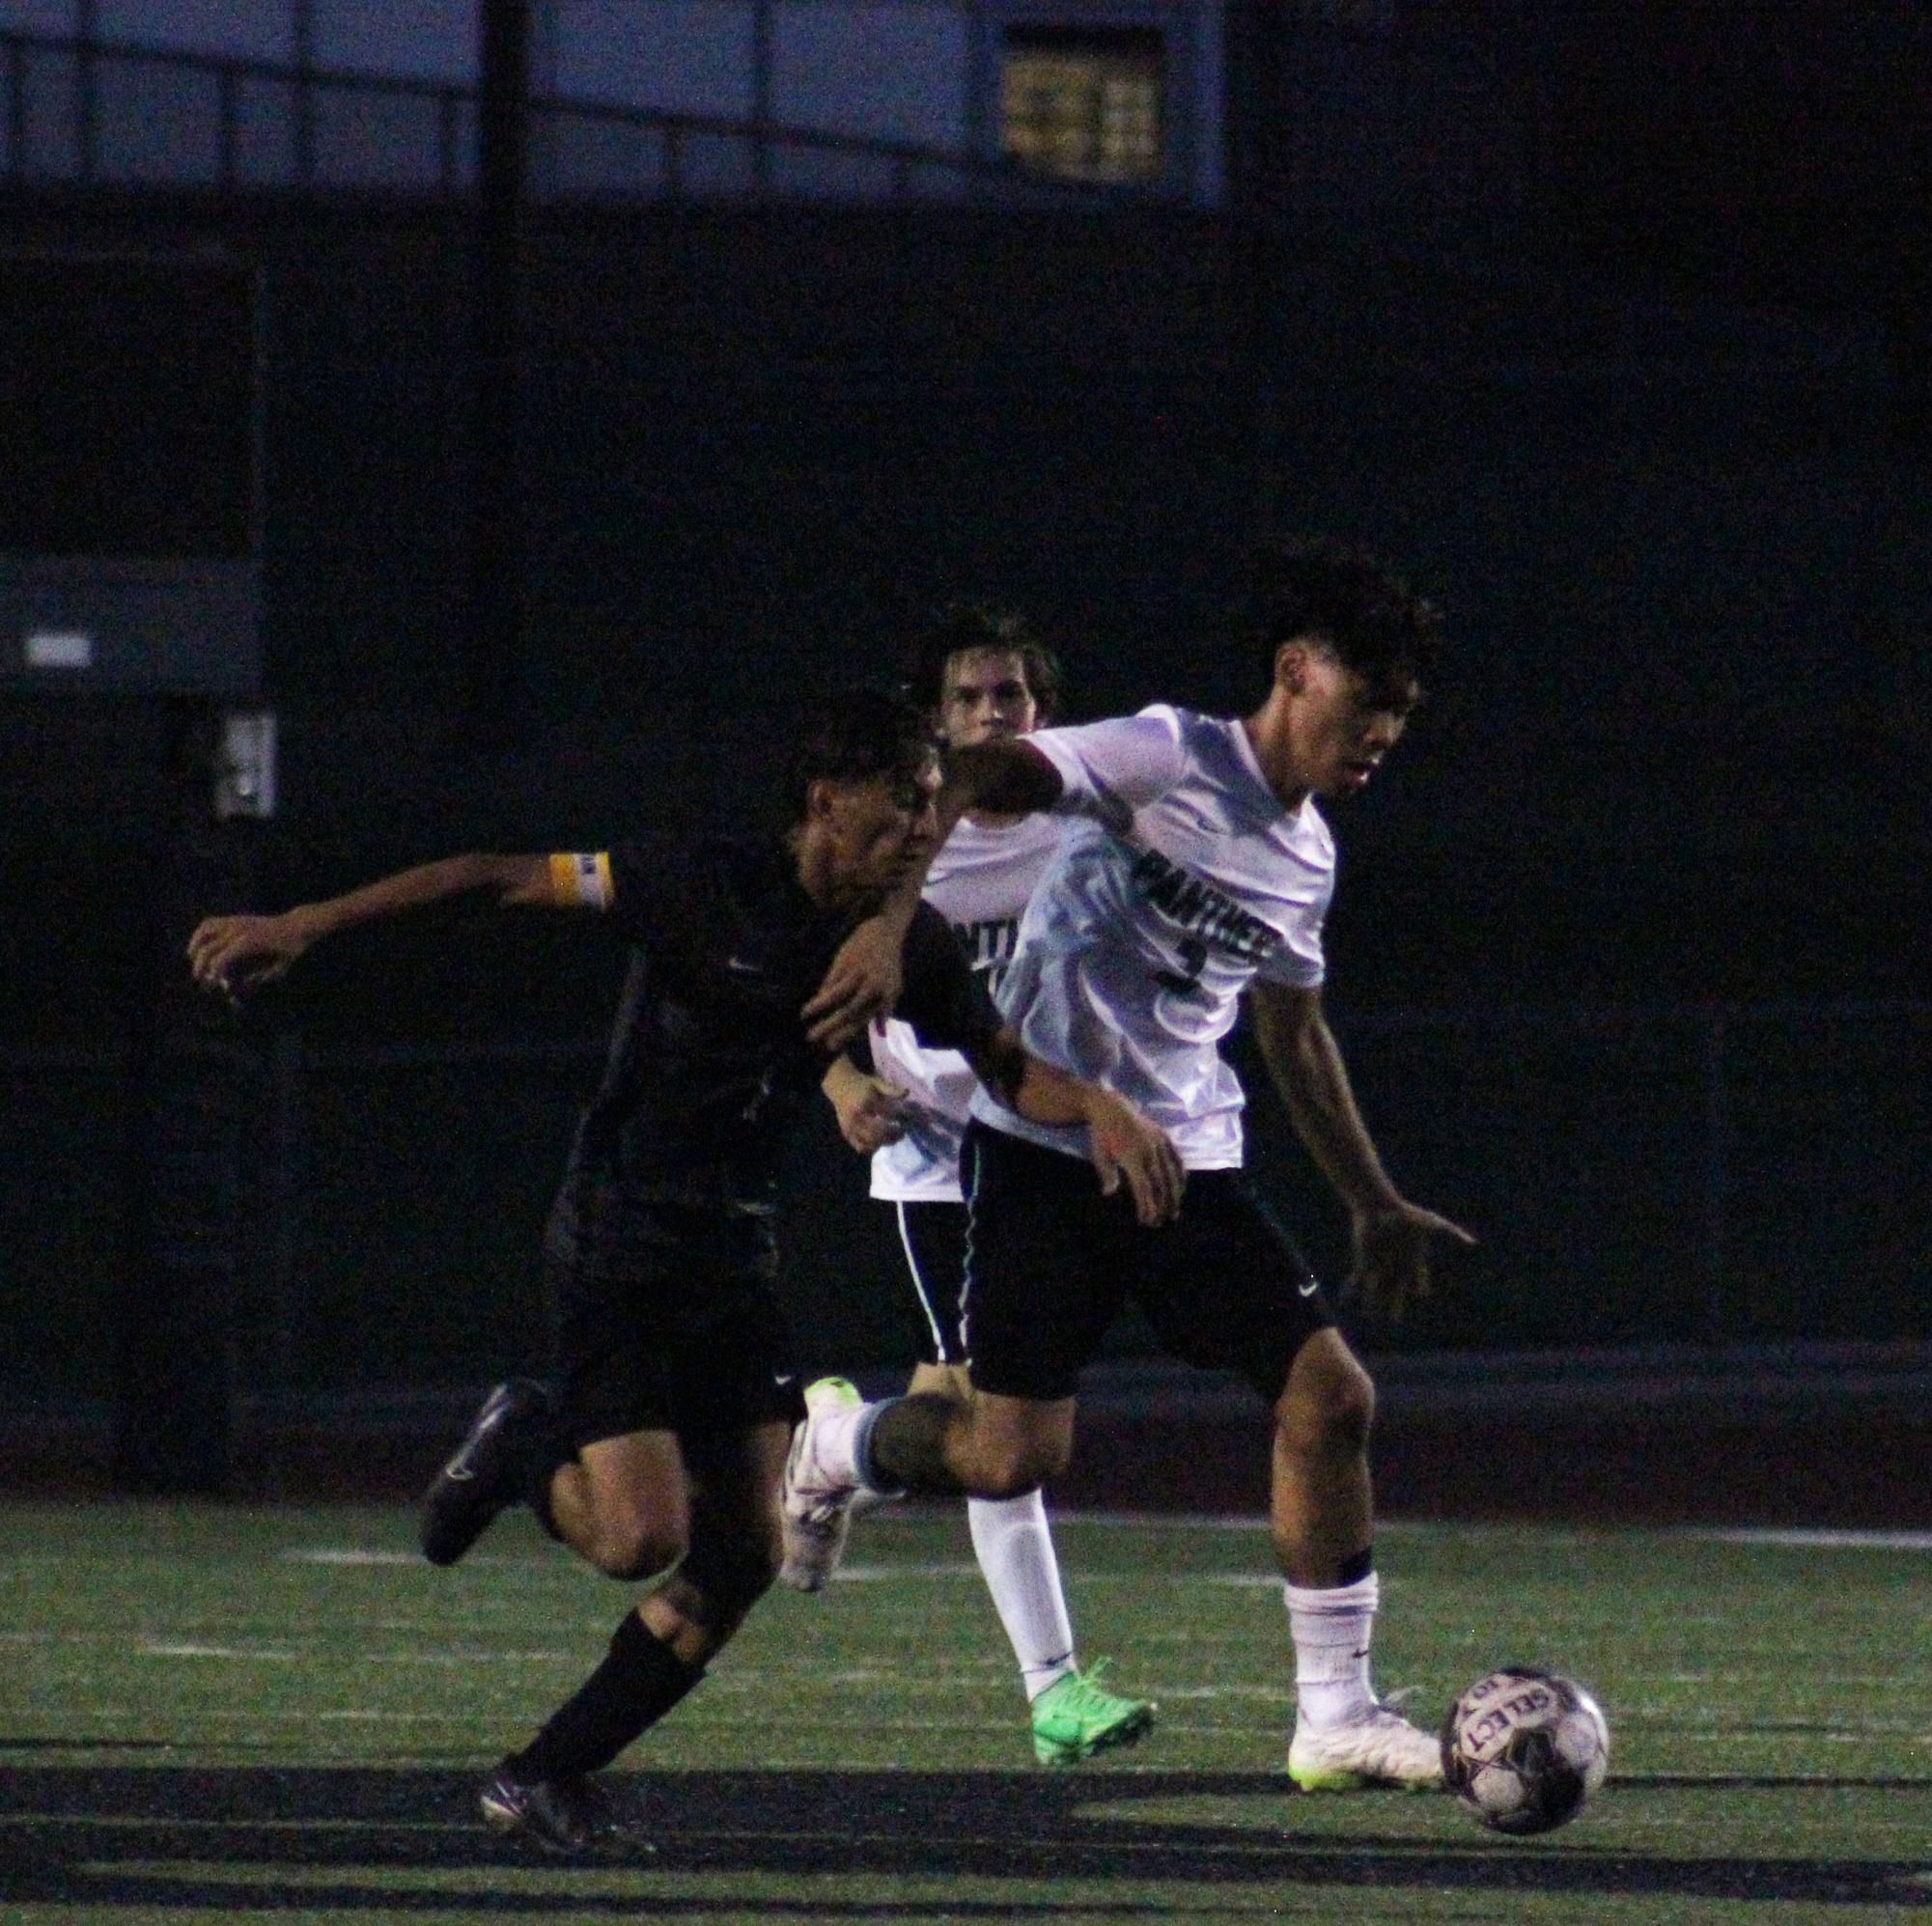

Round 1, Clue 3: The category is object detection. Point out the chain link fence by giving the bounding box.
[8,999,1926,1412]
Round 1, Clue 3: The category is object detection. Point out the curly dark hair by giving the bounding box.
[785,684,935,825]
[1249,538,1442,702]
[904,603,1064,724]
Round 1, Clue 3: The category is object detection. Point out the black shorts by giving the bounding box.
[889,1199,969,1367]
[960,1120,1335,1404]
[544,1195,803,1451]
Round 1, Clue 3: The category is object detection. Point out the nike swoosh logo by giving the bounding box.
[1298,1279,1321,1298]
[445,1465,476,1481]
[727,956,770,979]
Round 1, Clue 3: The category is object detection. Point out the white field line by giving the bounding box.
[831,1562,982,1581]
[998,1514,1932,1548]
[280,1550,1281,1585]
[1026,1515,1932,1545]
[1688,1527,1932,1550]
[122,1639,574,1664]
[280,1549,546,1566]
[137,1642,301,1661]
[274,1515,1932,1573]
[20,1707,1084,1732]
[282,1549,419,1565]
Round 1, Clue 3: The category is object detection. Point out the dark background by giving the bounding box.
[2,1,1928,1489]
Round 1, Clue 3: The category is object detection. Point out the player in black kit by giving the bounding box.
[187,687,1181,1855]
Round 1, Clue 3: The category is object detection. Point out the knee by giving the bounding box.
[589,1516,687,1584]
[975,1436,1065,1499]
[1276,1350,1376,1460]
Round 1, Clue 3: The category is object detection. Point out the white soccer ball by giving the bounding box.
[1440,1666,1610,1835]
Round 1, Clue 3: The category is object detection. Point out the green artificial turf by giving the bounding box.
[2,1501,1927,1923]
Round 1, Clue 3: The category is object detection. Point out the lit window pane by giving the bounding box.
[1000,27,1162,185]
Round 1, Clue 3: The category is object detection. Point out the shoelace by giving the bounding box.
[1055,1660,1126,1713]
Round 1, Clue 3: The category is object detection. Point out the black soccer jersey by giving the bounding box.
[553,835,996,1233]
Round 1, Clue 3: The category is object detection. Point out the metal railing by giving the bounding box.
[0,27,1144,206]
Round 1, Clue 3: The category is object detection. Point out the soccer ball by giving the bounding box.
[1440,1667,1610,1835]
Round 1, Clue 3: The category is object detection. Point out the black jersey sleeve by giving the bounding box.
[894,902,1000,1056]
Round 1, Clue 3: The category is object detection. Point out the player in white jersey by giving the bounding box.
[801,611,1154,1767]
[786,540,1475,1791]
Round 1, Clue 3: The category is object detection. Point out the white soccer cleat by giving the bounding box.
[1286,1703,1445,1793]
[846,1483,896,1521]
[778,1377,864,1593]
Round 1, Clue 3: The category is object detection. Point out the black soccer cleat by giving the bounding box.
[419,1378,553,1567]
[478,1768,654,1857]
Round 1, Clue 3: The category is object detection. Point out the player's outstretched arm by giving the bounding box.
[967,1028,1185,1227]
[821,1055,910,1156]
[1247,980,1475,1320]
[940,737,1064,819]
[187,851,561,1000]
[801,739,1065,1053]
[801,893,918,1055]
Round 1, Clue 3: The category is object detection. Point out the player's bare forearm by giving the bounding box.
[803,901,919,1051]
[939,738,1063,820]
[821,1054,909,1155]
[979,1032,1079,1128]
[294,853,559,937]
[972,1030,1184,1226]
[1248,983,1399,1213]
[1248,981,1474,1314]
[187,851,554,997]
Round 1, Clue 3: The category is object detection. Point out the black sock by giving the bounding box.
[505,1612,704,1782]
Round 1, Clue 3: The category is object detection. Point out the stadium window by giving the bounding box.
[999,25,1164,185]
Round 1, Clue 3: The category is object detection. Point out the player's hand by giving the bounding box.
[1344,1198,1476,1322]
[186,911,310,1002]
[803,915,905,1053]
[833,1075,910,1156]
[1086,1095,1186,1227]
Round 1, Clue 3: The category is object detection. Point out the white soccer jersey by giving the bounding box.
[967,705,1332,1169]
[867,810,1067,1202]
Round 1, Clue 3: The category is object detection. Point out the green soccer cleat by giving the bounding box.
[1030,1661,1156,1767]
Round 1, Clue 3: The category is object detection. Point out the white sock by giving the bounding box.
[967,1492,1076,1702]
[1284,1572,1380,1731]
[804,1401,870,1488]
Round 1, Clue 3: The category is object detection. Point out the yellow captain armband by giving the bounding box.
[548,851,613,909]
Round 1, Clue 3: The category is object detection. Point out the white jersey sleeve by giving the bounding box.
[1026,708,1190,832]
